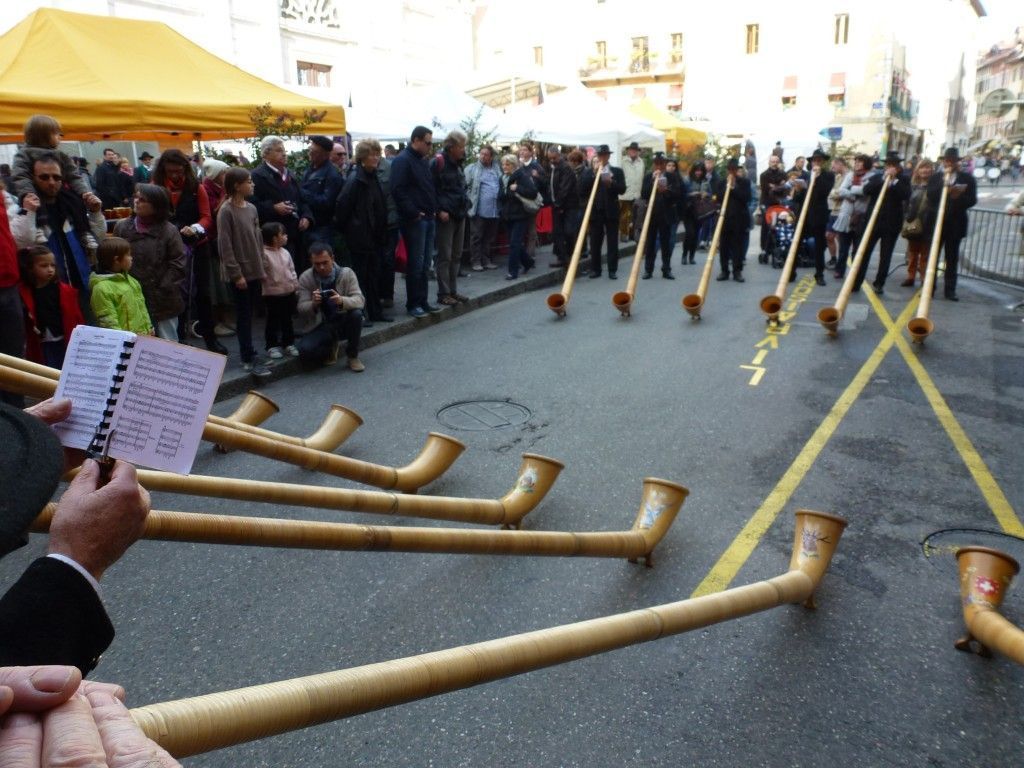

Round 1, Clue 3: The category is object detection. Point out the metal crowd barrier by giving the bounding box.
[961,208,1024,288]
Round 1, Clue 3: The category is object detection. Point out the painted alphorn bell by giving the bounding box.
[954,546,1024,664]
[907,173,952,344]
[682,180,732,319]
[33,477,686,563]
[0,364,462,493]
[817,172,891,335]
[547,165,603,318]
[759,170,819,324]
[129,510,847,758]
[123,453,564,528]
[612,172,660,317]
[0,353,362,452]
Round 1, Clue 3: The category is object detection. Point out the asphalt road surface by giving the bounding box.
[6,250,1023,766]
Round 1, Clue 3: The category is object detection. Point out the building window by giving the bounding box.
[782,75,797,107]
[633,87,647,100]
[745,24,759,55]
[670,33,683,66]
[828,72,846,106]
[631,36,649,73]
[668,83,683,107]
[533,46,543,66]
[595,40,607,69]
[834,14,849,45]
[297,61,331,87]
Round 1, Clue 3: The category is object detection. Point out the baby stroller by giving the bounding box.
[760,206,793,267]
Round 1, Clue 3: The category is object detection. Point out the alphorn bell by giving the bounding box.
[124,452,564,528]
[0,353,362,453]
[129,510,847,758]
[682,180,732,319]
[760,170,819,324]
[213,390,279,453]
[818,171,892,335]
[612,171,660,317]
[32,477,686,564]
[907,173,952,344]
[547,165,603,318]
[0,363,462,493]
[954,546,1024,664]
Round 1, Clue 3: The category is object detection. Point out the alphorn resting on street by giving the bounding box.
[31,476,687,564]
[0,362,463,492]
[954,546,1024,665]
[128,510,847,759]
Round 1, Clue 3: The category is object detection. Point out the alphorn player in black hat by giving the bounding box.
[640,152,681,280]
[925,147,977,301]
[580,145,627,279]
[852,150,911,295]
[714,157,753,283]
[792,148,834,286]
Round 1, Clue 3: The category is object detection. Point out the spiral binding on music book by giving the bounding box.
[86,339,135,455]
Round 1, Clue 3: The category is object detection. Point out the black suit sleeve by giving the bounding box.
[0,557,114,675]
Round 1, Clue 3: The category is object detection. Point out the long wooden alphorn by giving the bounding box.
[760,170,818,323]
[907,173,952,343]
[119,452,564,528]
[682,181,732,319]
[547,165,603,318]
[0,353,362,452]
[954,546,1024,664]
[612,172,660,317]
[0,364,462,493]
[32,477,686,563]
[130,510,847,758]
[817,173,892,335]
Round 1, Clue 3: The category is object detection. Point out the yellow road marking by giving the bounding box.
[752,349,768,366]
[691,296,920,597]
[740,364,766,386]
[865,290,1024,536]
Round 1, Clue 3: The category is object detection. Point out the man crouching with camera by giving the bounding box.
[295,243,366,371]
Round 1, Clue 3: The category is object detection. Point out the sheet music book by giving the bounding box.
[52,326,226,474]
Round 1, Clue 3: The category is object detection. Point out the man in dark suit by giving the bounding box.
[249,136,313,272]
[793,148,834,285]
[714,157,753,282]
[853,151,912,295]
[926,147,978,301]
[640,152,681,279]
[580,145,627,279]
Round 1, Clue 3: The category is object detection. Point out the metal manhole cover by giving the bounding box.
[921,528,1024,567]
[437,400,532,431]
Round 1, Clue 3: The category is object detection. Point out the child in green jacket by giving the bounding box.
[89,236,153,335]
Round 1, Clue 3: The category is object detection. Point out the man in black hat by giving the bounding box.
[791,148,834,285]
[852,150,911,295]
[580,145,627,278]
[713,158,753,282]
[621,141,644,242]
[925,147,977,301]
[0,399,150,673]
[133,151,154,183]
[640,152,681,279]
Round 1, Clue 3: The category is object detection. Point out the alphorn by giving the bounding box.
[682,180,732,319]
[760,170,819,324]
[954,546,1024,664]
[122,453,565,528]
[547,165,603,318]
[907,173,952,344]
[612,172,660,317]
[817,172,891,335]
[32,477,685,563]
[0,364,461,492]
[0,353,362,452]
[130,509,847,758]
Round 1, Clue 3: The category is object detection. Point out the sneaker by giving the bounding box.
[284,345,300,357]
[267,346,284,360]
[505,274,517,280]
[471,264,485,272]
[347,357,365,372]
[214,322,236,337]
[484,262,500,270]
[826,257,837,268]
[408,307,427,319]
[243,359,272,378]
[423,303,443,314]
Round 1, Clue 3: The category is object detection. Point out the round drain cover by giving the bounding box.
[922,528,1024,567]
[437,400,532,431]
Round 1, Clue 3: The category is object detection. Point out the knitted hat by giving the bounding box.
[202,158,230,180]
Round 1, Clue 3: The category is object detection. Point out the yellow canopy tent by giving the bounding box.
[0,8,345,142]
[629,98,706,154]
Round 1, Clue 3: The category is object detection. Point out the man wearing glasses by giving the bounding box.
[331,142,351,176]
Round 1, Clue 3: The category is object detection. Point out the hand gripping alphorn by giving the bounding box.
[0,354,362,452]
[760,171,818,323]
[682,180,732,319]
[32,477,685,563]
[129,510,847,758]
[817,173,891,335]
[613,173,660,317]
[954,546,1024,664]
[0,362,460,492]
[118,453,565,528]
[547,166,603,318]
[907,173,952,344]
